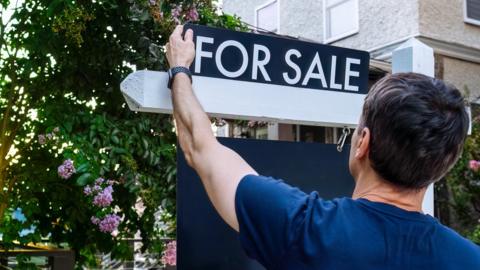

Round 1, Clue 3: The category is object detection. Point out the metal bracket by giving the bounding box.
[336,127,351,153]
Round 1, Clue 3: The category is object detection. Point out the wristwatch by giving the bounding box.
[167,66,192,89]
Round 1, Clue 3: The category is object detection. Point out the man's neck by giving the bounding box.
[351,170,426,213]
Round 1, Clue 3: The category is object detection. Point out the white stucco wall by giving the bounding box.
[331,0,420,51]
[222,0,267,27]
[443,57,480,101]
[277,1,324,42]
[222,0,324,42]
[223,0,420,51]
[419,0,480,51]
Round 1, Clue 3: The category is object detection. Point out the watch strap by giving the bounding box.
[168,66,192,89]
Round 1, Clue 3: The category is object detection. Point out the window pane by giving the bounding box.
[466,0,480,21]
[299,126,326,143]
[257,1,278,32]
[328,0,357,39]
[326,0,345,7]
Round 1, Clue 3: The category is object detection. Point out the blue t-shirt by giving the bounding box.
[235,175,480,270]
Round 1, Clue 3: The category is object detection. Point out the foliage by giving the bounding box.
[0,0,246,267]
[445,118,480,243]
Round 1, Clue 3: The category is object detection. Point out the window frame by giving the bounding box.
[254,0,280,33]
[323,0,360,44]
[464,0,480,26]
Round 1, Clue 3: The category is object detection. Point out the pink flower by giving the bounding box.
[93,185,113,207]
[58,159,76,179]
[91,216,100,225]
[98,214,121,233]
[84,186,92,195]
[186,7,199,21]
[171,5,182,24]
[161,241,177,266]
[469,160,480,172]
[95,177,105,185]
[38,134,46,145]
[53,127,60,133]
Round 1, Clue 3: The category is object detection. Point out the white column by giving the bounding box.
[392,38,435,216]
[267,123,279,140]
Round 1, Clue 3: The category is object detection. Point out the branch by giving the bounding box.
[0,72,20,168]
[0,88,16,161]
[472,199,480,215]
[0,125,18,172]
[6,174,17,195]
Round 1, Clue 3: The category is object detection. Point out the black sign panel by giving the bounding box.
[185,24,370,94]
[177,138,355,270]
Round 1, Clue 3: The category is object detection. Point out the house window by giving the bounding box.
[323,0,359,43]
[464,0,480,26]
[255,0,279,32]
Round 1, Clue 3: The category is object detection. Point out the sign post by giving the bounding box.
[392,38,435,216]
[121,24,370,128]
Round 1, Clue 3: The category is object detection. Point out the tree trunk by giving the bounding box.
[0,201,6,225]
[0,170,7,225]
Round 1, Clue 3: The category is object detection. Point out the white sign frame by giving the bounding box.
[121,70,365,128]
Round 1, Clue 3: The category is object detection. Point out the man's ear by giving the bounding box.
[355,127,370,159]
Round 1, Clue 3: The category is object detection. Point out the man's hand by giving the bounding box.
[166,25,195,68]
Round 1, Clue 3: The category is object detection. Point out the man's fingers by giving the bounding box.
[184,29,194,42]
[172,25,183,40]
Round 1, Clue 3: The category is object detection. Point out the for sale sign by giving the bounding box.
[191,24,369,94]
[121,24,370,127]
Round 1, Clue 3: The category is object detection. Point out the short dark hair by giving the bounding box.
[360,73,469,189]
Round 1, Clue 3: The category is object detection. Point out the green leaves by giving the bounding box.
[76,163,89,174]
[1,0,246,266]
[76,173,92,186]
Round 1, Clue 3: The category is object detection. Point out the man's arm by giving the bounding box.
[166,25,257,231]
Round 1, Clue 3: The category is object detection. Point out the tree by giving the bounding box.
[0,0,245,267]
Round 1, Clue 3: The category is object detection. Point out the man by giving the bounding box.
[165,25,480,269]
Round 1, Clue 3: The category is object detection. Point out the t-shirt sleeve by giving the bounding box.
[234,174,312,268]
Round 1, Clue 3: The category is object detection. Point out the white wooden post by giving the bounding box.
[392,38,435,216]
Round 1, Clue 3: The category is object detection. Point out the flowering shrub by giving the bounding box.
[91,214,122,234]
[445,119,480,244]
[148,1,200,26]
[84,178,122,234]
[161,240,177,266]
[469,159,480,173]
[0,0,246,267]
[38,127,60,145]
[57,159,76,179]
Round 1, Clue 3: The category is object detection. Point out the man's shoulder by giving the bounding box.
[435,223,480,254]
[429,223,480,268]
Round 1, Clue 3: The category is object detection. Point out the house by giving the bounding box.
[219,0,480,142]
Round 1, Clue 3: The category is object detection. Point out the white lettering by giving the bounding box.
[329,55,342,90]
[195,36,214,73]
[302,52,328,88]
[252,44,271,81]
[345,58,361,91]
[215,40,249,78]
[283,49,302,85]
